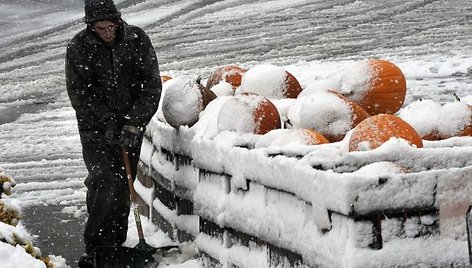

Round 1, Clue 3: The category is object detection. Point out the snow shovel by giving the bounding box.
[94,148,178,268]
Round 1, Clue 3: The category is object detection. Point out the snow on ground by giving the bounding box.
[0,0,471,267]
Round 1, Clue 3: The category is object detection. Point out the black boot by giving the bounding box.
[78,253,95,268]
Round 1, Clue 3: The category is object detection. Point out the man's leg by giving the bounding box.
[81,141,131,255]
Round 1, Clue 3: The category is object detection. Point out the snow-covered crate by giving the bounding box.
[137,118,472,268]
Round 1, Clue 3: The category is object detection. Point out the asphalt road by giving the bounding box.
[21,205,86,266]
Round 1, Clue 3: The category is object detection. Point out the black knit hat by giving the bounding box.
[83,0,121,24]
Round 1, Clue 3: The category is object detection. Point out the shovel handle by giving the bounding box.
[122,148,145,241]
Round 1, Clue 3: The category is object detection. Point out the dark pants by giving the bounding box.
[80,135,141,254]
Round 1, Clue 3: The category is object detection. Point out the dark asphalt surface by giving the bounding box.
[21,205,87,267]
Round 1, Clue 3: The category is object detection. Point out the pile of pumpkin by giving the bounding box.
[0,172,55,267]
[160,59,471,151]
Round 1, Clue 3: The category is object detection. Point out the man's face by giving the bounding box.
[93,20,117,43]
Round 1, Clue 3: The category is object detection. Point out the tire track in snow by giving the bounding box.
[146,0,471,70]
[141,0,226,28]
[0,26,80,73]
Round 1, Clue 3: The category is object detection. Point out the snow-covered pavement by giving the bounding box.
[0,0,471,267]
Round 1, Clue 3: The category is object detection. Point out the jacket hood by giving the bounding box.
[83,0,121,24]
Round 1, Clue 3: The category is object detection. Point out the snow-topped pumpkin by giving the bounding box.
[206,65,246,90]
[217,93,281,135]
[287,90,370,142]
[209,81,234,97]
[398,99,442,140]
[436,101,472,139]
[399,99,472,140]
[349,114,423,152]
[339,59,406,115]
[162,78,216,128]
[255,128,329,148]
[239,64,302,99]
[329,89,371,126]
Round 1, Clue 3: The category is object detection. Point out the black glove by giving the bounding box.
[119,125,143,148]
[104,120,118,145]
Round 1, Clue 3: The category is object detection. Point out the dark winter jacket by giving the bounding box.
[65,21,161,142]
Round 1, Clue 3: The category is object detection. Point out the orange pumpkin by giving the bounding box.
[349,114,423,152]
[206,65,246,90]
[459,106,472,136]
[161,74,172,83]
[253,97,282,135]
[302,129,330,145]
[343,59,406,115]
[422,131,442,141]
[284,71,303,98]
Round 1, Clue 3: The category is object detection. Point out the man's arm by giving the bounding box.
[125,31,162,129]
[65,41,117,130]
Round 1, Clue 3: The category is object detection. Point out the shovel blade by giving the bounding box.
[95,245,156,268]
